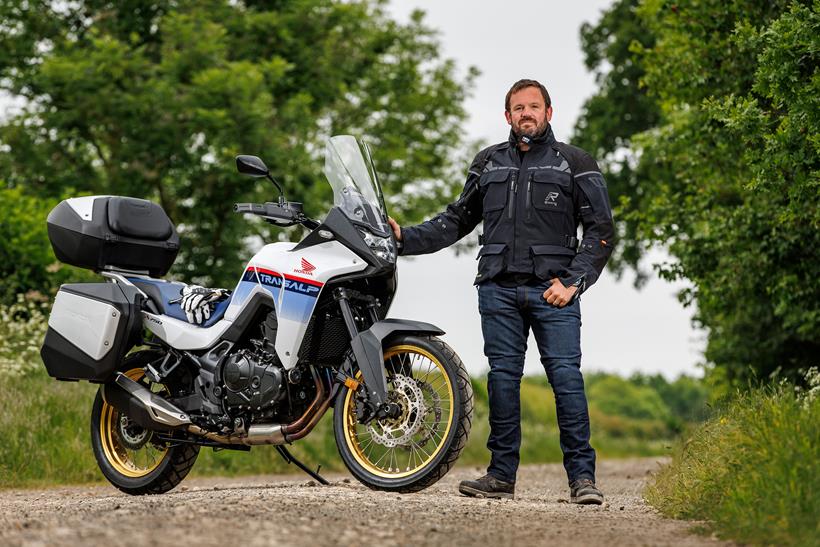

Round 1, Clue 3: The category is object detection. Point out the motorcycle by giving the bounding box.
[40,135,473,494]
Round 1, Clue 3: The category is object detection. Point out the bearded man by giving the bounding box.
[388,79,614,503]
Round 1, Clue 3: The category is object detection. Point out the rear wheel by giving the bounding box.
[333,335,473,492]
[90,351,199,495]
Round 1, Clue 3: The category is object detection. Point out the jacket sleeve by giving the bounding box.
[559,154,615,293]
[399,154,484,256]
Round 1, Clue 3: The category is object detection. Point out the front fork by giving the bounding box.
[332,288,399,423]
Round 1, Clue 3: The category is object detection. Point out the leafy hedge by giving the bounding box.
[646,373,820,546]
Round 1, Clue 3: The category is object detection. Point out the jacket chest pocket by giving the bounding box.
[479,170,511,213]
[529,170,571,214]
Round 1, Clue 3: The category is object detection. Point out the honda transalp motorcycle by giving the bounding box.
[40,135,473,494]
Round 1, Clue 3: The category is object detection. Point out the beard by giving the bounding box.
[513,116,548,140]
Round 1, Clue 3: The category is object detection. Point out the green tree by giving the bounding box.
[576,0,819,384]
[0,187,95,303]
[0,0,478,290]
[586,373,672,422]
[630,373,710,424]
[573,0,661,283]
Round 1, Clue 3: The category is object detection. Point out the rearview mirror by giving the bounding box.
[235,155,269,177]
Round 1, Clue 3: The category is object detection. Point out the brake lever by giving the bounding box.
[263,217,298,227]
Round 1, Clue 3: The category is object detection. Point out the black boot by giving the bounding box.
[570,478,604,505]
[458,474,515,499]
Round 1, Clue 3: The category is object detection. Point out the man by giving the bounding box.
[388,79,614,504]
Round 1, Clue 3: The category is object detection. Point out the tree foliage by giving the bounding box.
[573,0,661,282]
[0,0,477,291]
[575,0,819,384]
[0,187,95,302]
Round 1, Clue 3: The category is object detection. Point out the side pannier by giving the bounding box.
[46,196,179,276]
[40,283,144,382]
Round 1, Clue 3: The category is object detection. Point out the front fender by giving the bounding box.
[350,319,445,406]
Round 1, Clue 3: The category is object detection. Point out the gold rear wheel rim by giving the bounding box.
[100,368,169,478]
[342,345,455,479]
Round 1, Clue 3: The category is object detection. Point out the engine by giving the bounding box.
[220,347,286,414]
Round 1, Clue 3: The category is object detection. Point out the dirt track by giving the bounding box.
[0,458,729,546]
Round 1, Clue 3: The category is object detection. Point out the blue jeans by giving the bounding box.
[478,280,596,485]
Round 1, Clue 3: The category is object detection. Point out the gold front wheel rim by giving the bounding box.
[342,345,455,479]
[100,368,169,478]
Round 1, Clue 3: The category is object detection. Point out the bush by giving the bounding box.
[0,294,50,376]
[645,371,820,546]
[587,373,672,422]
[0,187,97,305]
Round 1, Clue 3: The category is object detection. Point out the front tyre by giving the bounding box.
[90,351,199,495]
[334,335,473,492]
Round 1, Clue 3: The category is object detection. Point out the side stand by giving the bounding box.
[275,445,329,485]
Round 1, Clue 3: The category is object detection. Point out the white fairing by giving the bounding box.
[49,291,120,360]
[226,240,367,369]
[142,312,233,350]
[140,240,366,362]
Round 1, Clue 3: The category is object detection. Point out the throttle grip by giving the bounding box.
[234,203,259,213]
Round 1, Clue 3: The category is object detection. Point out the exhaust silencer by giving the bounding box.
[103,373,191,431]
[185,423,287,445]
[244,424,287,445]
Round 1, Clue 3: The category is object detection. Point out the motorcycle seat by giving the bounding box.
[127,277,231,328]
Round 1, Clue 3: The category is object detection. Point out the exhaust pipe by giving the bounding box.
[104,368,330,446]
[103,373,191,431]
[185,368,331,446]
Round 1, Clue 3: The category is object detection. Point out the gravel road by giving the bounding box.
[0,458,729,546]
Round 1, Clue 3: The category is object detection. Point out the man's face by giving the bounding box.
[505,86,553,139]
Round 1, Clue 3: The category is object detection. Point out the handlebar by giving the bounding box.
[233,203,254,213]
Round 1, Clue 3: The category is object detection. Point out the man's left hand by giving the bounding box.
[542,278,577,308]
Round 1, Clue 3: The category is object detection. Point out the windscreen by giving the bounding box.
[324,135,389,236]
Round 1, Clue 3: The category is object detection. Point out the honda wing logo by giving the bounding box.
[294,257,316,276]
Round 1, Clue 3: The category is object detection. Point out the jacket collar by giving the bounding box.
[508,124,556,150]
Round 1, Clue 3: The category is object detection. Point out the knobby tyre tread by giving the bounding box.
[393,337,473,493]
[333,335,473,493]
[90,351,200,496]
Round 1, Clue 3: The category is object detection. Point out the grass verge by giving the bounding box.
[0,368,677,489]
[645,379,819,546]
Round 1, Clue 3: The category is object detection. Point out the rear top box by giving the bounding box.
[47,195,179,277]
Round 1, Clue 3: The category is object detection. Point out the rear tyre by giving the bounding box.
[90,351,199,495]
[333,335,473,493]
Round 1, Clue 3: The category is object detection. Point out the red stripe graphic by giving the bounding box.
[247,266,324,288]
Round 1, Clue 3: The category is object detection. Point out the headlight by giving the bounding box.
[359,229,396,263]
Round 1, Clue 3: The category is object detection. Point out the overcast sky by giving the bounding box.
[384,0,706,379]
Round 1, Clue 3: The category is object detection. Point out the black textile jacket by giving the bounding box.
[400,125,615,294]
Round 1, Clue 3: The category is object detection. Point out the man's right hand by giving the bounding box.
[388,217,402,241]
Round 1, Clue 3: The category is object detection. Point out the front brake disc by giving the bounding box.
[367,374,426,448]
[406,379,442,449]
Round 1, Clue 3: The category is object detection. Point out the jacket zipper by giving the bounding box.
[525,173,533,220]
[507,172,517,220]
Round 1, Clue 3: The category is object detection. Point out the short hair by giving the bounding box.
[505,79,551,112]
